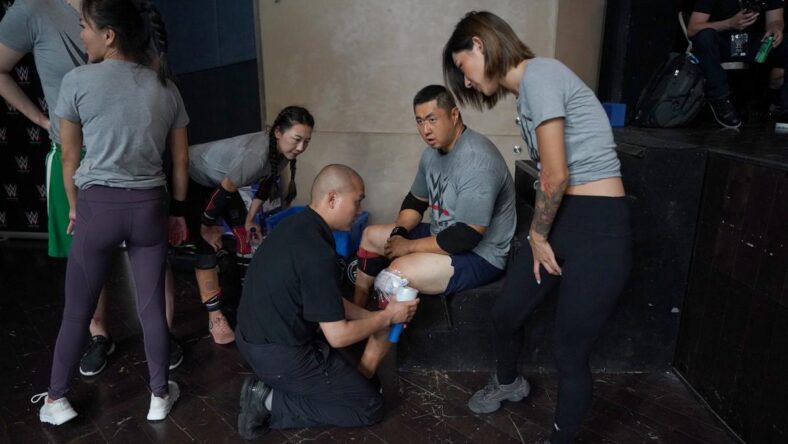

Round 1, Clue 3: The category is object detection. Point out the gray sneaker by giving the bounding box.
[468,375,530,414]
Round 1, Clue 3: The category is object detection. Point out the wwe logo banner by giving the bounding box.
[25,210,39,227]
[37,97,48,114]
[4,183,18,200]
[5,99,17,114]
[15,155,30,173]
[27,126,41,143]
[36,184,47,200]
[14,65,30,84]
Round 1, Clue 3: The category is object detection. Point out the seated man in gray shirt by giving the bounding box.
[351,85,516,368]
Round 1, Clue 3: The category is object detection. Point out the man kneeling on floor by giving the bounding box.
[235,164,419,439]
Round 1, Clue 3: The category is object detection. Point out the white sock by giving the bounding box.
[264,390,273,410]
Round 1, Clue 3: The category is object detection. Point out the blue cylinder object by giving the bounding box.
[388,323,405,343]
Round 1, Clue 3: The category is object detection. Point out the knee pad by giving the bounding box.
[225,191,248,227]
[356,247,389,277]
[195,252,218,270]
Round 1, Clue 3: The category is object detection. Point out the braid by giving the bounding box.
[285,160,297,206]
[140,0,173,84]
[255,106,314,205]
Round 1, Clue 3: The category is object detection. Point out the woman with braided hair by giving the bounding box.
[184,105,314,345]
[31,0,189,424]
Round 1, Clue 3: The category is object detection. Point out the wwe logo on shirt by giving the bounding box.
[25,211,39,227]
[5,99,17,114]
[0,127,6,144]
[15,156,30,173]
[27,126,41,144]
[4,184,18,200]
[36,184,47,201]
[38,97,49,114]
[0,211,6,227]
[15,66,30,84]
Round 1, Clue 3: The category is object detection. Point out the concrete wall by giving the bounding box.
[258,0,605,223]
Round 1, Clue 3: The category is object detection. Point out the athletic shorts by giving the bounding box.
[410,223,504,295]
[45,142,85,258]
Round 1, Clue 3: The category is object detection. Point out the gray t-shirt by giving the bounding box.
[517,58,620,186]
[188,131,278,188]
[0,0,86,144]
[410,127,515,270]
[55,59,189,189]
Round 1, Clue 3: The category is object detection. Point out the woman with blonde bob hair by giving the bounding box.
[443,11,632,443]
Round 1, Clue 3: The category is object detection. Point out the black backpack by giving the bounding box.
[631,51,706,128]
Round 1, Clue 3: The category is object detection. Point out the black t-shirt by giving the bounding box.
[693,0,784,30]
[237,206,345,346]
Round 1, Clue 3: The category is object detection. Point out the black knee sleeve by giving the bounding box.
[195,253,218,270]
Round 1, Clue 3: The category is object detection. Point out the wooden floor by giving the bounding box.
[0,239,739,443]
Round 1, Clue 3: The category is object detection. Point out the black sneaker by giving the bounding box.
[79,335,115,376]
[237,376,271,440]
[709,98,742,129]
[169,335,184,370]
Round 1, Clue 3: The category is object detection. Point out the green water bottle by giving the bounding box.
[755,36,775,63]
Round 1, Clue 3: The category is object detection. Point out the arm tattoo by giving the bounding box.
[530,184,566,238]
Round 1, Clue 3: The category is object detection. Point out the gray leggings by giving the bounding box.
[49,186,170,398]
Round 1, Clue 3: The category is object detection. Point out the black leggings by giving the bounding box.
[492,195,632,443]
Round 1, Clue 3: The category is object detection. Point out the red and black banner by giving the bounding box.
[0,1,49,236]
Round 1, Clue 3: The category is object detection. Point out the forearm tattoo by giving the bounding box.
[530,185,566,238]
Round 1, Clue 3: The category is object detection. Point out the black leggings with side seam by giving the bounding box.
[493,195,632,443]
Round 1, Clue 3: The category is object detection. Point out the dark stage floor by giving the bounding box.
[0,239,738,443]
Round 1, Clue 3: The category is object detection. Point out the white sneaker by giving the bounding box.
[31,392,78,425]
[147,381,179,421]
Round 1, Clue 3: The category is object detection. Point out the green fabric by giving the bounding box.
[46,142,84,257]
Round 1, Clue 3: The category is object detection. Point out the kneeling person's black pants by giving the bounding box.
[236,330,384,429]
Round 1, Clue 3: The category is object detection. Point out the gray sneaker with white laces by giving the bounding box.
[467,375,530,414]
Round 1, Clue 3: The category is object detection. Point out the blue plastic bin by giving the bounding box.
[264,206,369,259]
[602,102,627,128]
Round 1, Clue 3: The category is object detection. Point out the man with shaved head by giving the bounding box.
[235,164,419,438]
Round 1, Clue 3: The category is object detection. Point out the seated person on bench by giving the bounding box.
[352,84,516,314]
[688,0,786,129]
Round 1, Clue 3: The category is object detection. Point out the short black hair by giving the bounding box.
[413,84,458,113]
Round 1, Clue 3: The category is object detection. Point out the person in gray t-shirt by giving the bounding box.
[182,106,314,346]
[351,85,515,324]
[36,0,187,426]
[0,0,87,257]
[444,11,632,443]
[0,0,182,380]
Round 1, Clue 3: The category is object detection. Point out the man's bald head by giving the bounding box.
[310,164,363,204]
[309,164,365,231]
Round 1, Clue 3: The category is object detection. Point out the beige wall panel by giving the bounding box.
[259,0,558,136]
[554,0,606,90]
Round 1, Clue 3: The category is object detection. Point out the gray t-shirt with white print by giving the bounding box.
[0,0,86,143]
[410,127,515,270]
[55,59,189,189]
[516,58,620,186]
